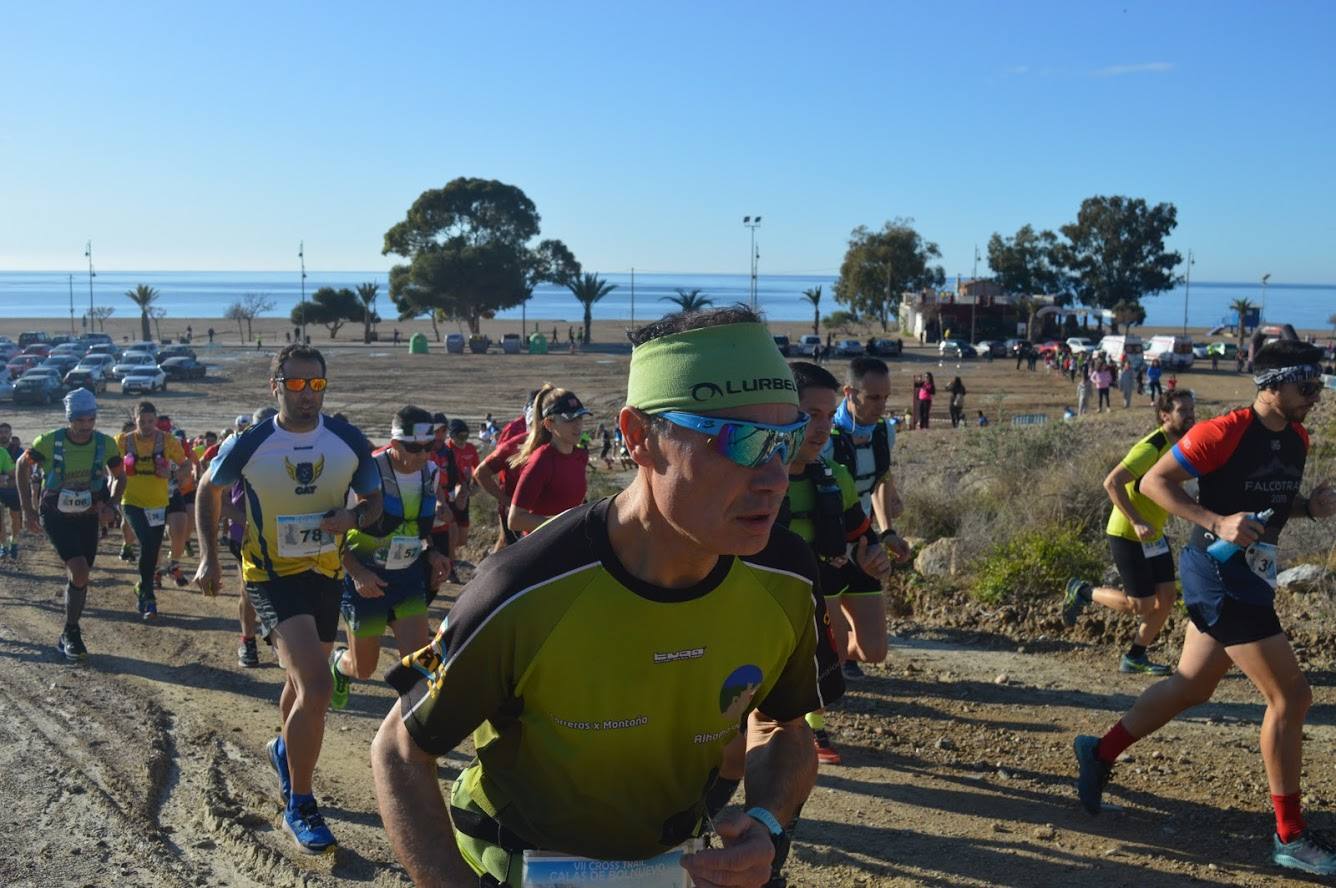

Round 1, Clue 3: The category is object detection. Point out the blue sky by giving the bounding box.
[2,1,1333,282]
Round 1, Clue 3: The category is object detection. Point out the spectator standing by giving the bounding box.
[1093,362,1114,413]
[1118,359,1136,408]
[1146,359,1163,401]
[1077,369,1093,416]
[916,373,935,429]
[946,376,966,428]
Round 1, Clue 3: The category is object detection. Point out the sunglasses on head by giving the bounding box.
[656,410,809,469]
[275,376,328,392]
[396,441,431,453]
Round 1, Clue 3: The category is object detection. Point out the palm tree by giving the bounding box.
[355,282,379,343]
[801,286,822,335]
[661,288,714,313]
[565,273,618,344]
[1230,297,1256,344]
[125,284,160,341]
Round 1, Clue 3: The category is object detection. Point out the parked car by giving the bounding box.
[6,354,41,377]
[869,338,903,357]
[938,339,975,359]
[834,338,865,356]
[13,368,66,404]
[1065,337,1096,354]
[796,334,822,354]
[77,354,116,372]
[1003,338,1032,356]
[1035,340,1065,358]
[80,332,113,347]
[50,342,87,358]
[771,335,792,357]
[1145,334,1195,370]
[157,344,197,361]
[111,351,158,380]
[0,341,18,362]
[159,356,207,381]
[1097,334,1146,370]
[41,354,81,376]
[973,340,1006,357]
[121,366,168,394]
[18,331,51,348]
[85,343,117,359]
[64,367,107,394]
[1207,341,1239,359]
[20,344,52,359]
[0,373,12,402]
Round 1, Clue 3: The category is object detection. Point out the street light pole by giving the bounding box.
[84,241,95,327]
[970,244,980,345]
[743,216,762,311]
[298,241,307,344]
[1260,273,1270,326]
[1182,249,1194,335]
[630,266,635,329]
[68,274,76,336]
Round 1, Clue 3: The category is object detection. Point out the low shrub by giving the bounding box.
[971,525,1104,605]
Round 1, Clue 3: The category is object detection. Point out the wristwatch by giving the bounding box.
[745,806,792,874]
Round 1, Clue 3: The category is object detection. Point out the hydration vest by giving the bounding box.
[777,460,847,561]
[360,451,437,540]
[44,429,110,495]
[829,421,891,492]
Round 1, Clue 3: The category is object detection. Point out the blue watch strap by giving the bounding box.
[745,806,784,836]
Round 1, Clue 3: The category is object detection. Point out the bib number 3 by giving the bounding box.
[1245,542,1279,589]
[277,514,333,558]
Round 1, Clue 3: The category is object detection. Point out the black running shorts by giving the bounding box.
[40,507,99,565]
[1107,535,1175,598]
[244,571,343,643]
[1187,595,1284,647]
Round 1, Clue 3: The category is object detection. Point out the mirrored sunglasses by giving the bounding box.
[655,410,809,469]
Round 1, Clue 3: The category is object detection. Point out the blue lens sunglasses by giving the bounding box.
[656,410,809,469]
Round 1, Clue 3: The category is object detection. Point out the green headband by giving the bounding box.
[626,323,798,414]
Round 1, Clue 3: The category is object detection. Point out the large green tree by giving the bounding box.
[290,287,364,339]
[124,284,160,341]
[1056,196,1181,313]
[566,273,617,343]
[986,225,1065,297]
[833,220,945,330]
[382,178,580,335]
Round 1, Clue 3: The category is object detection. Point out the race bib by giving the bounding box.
[145,507,166,527]
[383,535,421,571]
[1140,536,1169,559]
[276,513,334,558]
[522,840,703,887]
[58,488,93,514]
[1244,542,1279,589]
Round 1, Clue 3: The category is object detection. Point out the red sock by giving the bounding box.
[1096,720,1137,765]
[1272,793,1306,843]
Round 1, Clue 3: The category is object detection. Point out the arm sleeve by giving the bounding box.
[208,435,244,486]
[166,437,186,465]
[1172,411,1248,478]
[1120,440,1161,479]
[511,449,554,513]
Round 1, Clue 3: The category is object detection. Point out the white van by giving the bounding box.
[1146,335,1195,370]
[1097,334,1145,369]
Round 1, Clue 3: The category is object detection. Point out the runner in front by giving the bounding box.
[329,406,449,711]
[194,344,382,854]
[16,389,125,661]
[113,401,188,620]
[820,356,909,681]
[1073,341,1336,876]
[1062,389,1197,674]
[373,307,838,888]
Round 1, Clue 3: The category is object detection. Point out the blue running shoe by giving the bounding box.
[284,796,336,854]
[1274,829,1336,875]
[267,736,292,806]
[1120,652,1172,676]
[1062,578,1091,627]
[1073,734,1112,815]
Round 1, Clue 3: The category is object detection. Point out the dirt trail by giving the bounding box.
[3,543,1334,887]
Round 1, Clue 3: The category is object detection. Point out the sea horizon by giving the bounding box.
[2,270,1332,331]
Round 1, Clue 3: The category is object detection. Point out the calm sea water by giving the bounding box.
[1,270,1331,331]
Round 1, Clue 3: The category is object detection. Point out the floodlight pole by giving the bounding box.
[84,241,95,324]
[299,241,307,344]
